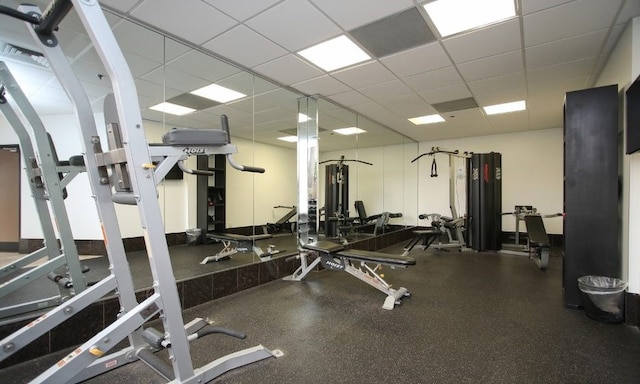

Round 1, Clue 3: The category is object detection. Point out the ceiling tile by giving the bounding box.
[202,25,288,68]
[526,29,608,69]
[253,54,324,85]
[380,42,451,78]
[131,0,238,45]
[332,61,396,89]
[203,0,283,21]
[358,79,414,101]
[457,50,523,82]
[473,87,527,106]
[327,90,373,107]
[217,72,257,98]
[350,102,402,126]
[467,71,526,95]
[135,78,169,100]
[309,0,414,30]
[443,19,521,64]
[418,84,472,105]
[116,52,161,78]
[112,20,165,64]
[520,0,575,15]
[245,0,342,51]
[379,94,435,117]
[523,0,623,47]
[165,50,242,83]
[292,75,351,95]
[100,0,141,13]
[404,66,464,92]
[141,65,210,93]
[253,88,300,110]
[527,57,596,86]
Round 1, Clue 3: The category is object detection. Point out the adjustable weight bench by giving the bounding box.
[202,232,282,263]
[264,205,297,234]
[285,240,416,310]
[523,215,551,269]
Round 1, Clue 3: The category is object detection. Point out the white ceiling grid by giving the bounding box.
[0,0,638,147]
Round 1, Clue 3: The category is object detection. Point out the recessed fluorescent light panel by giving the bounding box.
[149,102,196,116]
[190,84,246,103]
[278,136,298,143]
[483,100,526,115]
[424,0,516,37]
[409,114,445,125]
[298,35,371,72]
[333,127,366,135]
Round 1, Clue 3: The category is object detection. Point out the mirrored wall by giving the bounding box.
[0,2,419,288]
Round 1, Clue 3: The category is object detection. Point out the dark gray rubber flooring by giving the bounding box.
[2,243,640,383]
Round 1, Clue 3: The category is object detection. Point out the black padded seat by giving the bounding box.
[524,215,550,247]
[162,128,228,146]
[338,249,416,266]
[302,240,415,266]
[207,233,272,242]
[303,240,345,254]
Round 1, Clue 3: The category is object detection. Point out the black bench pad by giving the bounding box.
[339,249,416,266]
[302,241,415,266]
[162,128,228,146]
[303,240,345,254]
[207,233,272,242]
[523,215,550,247]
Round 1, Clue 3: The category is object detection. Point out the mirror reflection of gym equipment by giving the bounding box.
[0,3,281,382]
[321,155,372,238]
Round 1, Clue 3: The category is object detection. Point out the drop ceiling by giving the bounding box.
[1,0,639,150]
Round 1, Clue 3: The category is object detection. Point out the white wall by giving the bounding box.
[225,137,297,228]
[596,16,640,294]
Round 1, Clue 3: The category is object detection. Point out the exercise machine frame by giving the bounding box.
[0,2,280,382]
[412,147,471,252]
[0,64,88,318]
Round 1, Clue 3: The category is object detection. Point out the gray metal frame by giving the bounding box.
[0,61,87,318]
[0,1,280,382]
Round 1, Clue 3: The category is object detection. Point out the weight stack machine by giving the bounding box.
[467,153,502,251]
[324,162,349,237]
